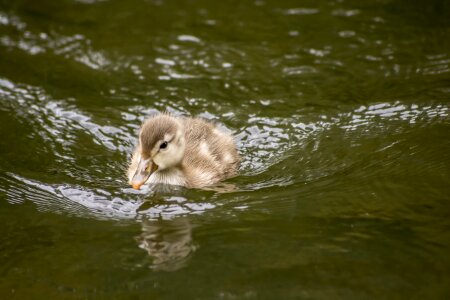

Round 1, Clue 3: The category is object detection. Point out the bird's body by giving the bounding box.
[127,114,240,189]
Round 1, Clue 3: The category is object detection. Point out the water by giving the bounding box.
[0,0,449,298]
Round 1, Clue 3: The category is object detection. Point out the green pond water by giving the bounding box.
[0,0,449,298]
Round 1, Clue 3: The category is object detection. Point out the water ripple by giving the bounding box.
[0,78,132,154]
[0,7,449,221]
[0,12,110,70]
[1,172,219,221]
[2,70,448,219]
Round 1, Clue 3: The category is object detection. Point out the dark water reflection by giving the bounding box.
[136,217,195,272]
[0,0,449,298]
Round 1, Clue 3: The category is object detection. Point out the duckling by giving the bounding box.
[128,114,240,189]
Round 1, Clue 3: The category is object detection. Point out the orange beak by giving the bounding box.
[131,158,158,190]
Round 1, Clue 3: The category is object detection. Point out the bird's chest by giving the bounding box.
[146,168,186,187]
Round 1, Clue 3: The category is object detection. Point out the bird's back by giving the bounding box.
[181,117,240,187]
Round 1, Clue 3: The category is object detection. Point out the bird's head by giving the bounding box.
[130,115,185,190]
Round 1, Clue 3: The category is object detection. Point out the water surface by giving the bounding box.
[0,0,449,298]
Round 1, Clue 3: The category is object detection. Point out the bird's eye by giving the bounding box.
[160,141,168,149]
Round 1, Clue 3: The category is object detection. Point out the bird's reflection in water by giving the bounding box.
[133,183,232,271]
[136,216,196,272]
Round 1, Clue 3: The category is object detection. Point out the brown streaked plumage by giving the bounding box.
[128,114,240,189]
